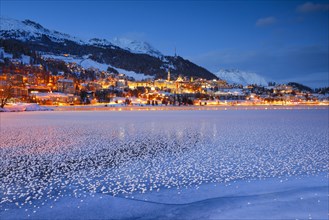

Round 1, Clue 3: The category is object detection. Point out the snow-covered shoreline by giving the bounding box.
[1,103,328,113]
[0,103,53,112]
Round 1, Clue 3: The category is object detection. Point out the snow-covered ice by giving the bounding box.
[0,109,328,219]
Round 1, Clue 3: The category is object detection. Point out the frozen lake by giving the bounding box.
[0,109,328,219]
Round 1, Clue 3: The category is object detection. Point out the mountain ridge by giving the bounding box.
[1,17,162,58]
[215,69,267,86]
[0,16,217,80]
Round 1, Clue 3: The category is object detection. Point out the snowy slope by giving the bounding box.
[1,17,216,79]
[88,37,162,57]
[111,37,163,57]
[42,54,153,80]
[215,69,267,86]
[88,38,115,48]
[0,17,85,44]
[0,17,163,57]
[0,47,13,59]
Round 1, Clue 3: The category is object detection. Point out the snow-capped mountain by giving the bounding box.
[0,17,162,57]
[0,16,217,80]
[215,69,267,86]
[111,37,163,58]
[0,17,85,44]
[88,37,162,57]
[88,38,114,48]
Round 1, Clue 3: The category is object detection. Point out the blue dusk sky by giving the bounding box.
[1,0,328,87]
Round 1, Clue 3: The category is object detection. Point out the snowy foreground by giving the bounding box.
[0,103,53,112]
[0,110,328,219]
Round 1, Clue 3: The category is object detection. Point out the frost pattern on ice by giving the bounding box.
[0,110,328,216]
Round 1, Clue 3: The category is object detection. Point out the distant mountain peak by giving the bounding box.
[111,37,163,57]
[0,16,85,44]
[88,38,113,47]
[215,69,267,86]
[89,38,109,43]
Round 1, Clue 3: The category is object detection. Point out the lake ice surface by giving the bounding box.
[0,109,328,219]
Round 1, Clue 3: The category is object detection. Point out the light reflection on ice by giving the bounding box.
[0,109,328,218]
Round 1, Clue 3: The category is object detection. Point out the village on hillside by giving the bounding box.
[1,51,328,108]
